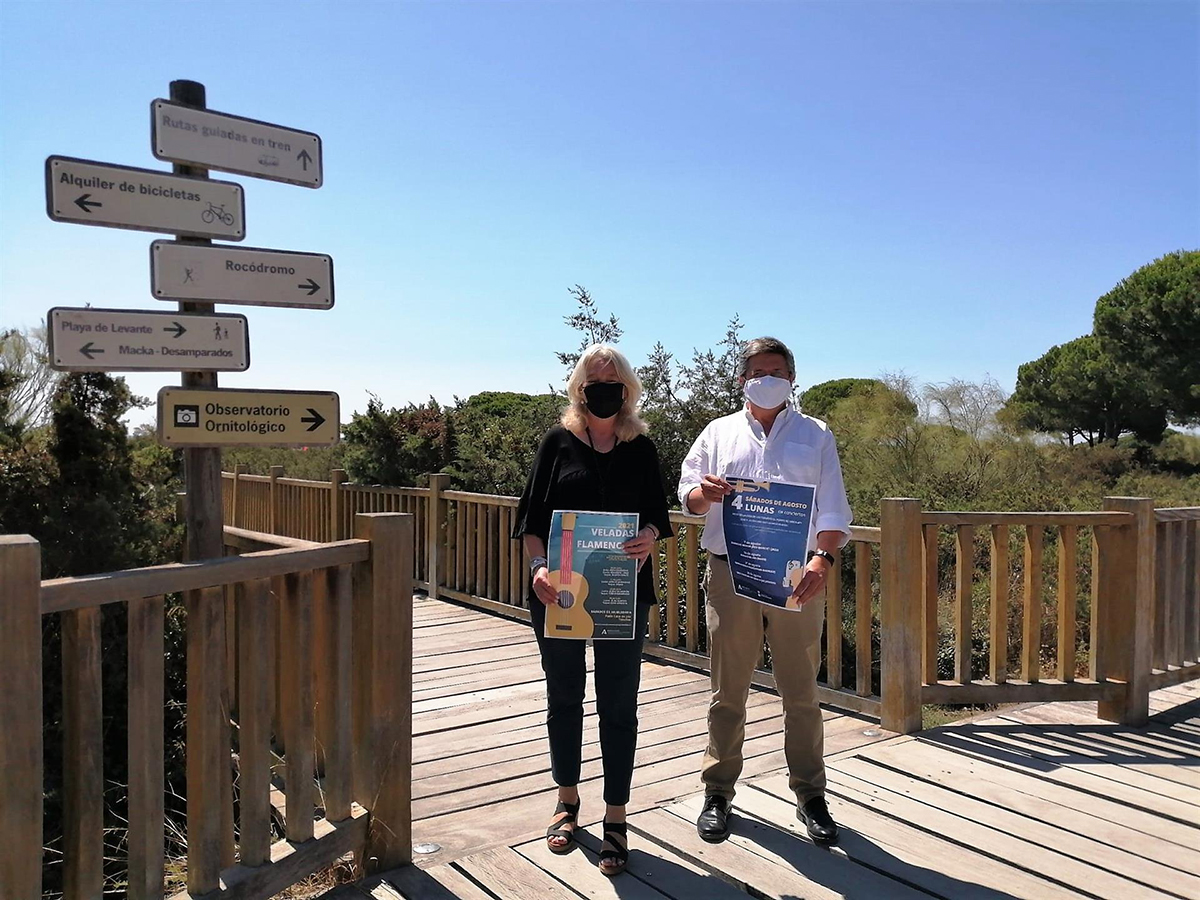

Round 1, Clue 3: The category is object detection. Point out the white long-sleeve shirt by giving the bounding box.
[677,405,854,556]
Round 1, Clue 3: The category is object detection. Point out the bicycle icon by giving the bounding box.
[201,202,235,226]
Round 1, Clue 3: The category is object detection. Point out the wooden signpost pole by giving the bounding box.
[170,78,225,564]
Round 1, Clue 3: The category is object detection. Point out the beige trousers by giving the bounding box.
[701,555,826,804]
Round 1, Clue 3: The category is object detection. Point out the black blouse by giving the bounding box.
[513,425,675,606]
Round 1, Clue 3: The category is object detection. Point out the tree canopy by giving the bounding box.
[1093,249,1200,425]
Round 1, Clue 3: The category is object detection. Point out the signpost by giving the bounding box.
[45,156,245,240]
[48,307,249,372]
[152,99,323,188]
[157,388,340,447]
[150,241,334,308]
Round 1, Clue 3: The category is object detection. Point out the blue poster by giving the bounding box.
[545,510,640,640]
[721,478,817,610]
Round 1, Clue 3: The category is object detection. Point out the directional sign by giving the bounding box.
[150,241,334,309]
[157,388,339,447]
[46,156,245,240]
[48,307,249,373]
[151,99,323,188]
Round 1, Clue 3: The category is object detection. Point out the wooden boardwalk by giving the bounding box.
[333,598,1200,900]
[404,596,891,866]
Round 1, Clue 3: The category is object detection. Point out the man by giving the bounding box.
[678,336,853,845]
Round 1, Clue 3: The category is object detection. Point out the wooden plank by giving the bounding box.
[236,578,273,866]
[922,678,1121,705]
[475,503,487,598]
[954,524,974,684]
[855,541,872,696]
[41,539,370,613]
[498,506,510,605]
[0,536,42,900]
[1185,520,1198,664]
[989,524,1009,684]
[921,726,1200,825]
[831,754,1200,898]
[384,863,495,900]
[637,805,929,900]
[280,570,316,842]
[826,547,843,689]
[1155,522,1169,671]
[665,531,680,647]
[167,807,368,900]
[872,736,1200,854]
[322,566,354,820]
[685,525,699,652]
[465,503,477,595]
[1091,526,1109,684]
[1057,525,1078,681]
[923,511,1132,526]
[186,585,226,894]
[880,499,922,734]
[62,606,104,900]
[487,506,498,601]
[1170,521,1187,667]
[456,846,579,900]
[825,764,1164,900]
[648,546,661,641]
[128,596,166,900]
[737,778,1086,900]
[921,526,938,684]
[1022,525,1043,682]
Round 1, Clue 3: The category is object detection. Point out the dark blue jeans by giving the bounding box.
[530,599,650,805]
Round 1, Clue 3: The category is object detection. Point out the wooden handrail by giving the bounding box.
[922,511,1134,526]
[1156,506,1200,522]
[40,540,370,614]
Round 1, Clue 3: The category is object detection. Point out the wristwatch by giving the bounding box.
[530,556,549,575]
[807,549,836,567]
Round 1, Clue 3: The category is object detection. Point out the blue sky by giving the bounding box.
[2,1,1197,429]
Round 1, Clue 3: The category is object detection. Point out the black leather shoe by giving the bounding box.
[798,796,840,844]
[697,795,731,843]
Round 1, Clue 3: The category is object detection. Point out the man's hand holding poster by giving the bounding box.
[721,478,817,610]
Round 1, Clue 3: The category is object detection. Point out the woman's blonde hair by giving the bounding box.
[561,344,649,442]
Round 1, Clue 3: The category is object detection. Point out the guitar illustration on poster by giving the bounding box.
[545,510,639,640]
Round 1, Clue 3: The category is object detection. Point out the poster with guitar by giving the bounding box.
[545,510,640,640]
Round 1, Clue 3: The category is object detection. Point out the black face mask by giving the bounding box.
[583,382,625,419]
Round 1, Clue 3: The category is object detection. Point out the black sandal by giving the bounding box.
[598,821,628,876]
[546,797,581,854]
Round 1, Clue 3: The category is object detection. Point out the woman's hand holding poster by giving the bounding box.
[721,478,817,610]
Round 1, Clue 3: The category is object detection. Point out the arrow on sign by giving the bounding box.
[80,342,104,360]
[297,149,312,171]
[298,278,321,296]
[301,408,326,432]
[164,321,187,339]
[74,194,103,214]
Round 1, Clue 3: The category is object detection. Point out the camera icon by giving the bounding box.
[174,405,200,428]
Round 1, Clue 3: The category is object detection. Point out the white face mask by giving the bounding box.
[743,375,793,410]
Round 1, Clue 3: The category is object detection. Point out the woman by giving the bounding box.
[512,343,674,876]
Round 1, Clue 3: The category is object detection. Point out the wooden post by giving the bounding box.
[880,499,923,734]
[1057,525,1078,682]
[954,525,974,684]
[330,468,348,541]
[0,536,43,900]
[1022,526,1044,682]
[231,464,246,528]
[353,512,414,872]
[269,465,283,535]
[186,586,226,894]
[62,605,104,899]
[427,473,450,600]
[127,596,165,900]
[989,525,1009,684]
[922,526,938,685]
[1096,497,1153,725]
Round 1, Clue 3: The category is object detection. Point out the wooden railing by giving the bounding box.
[220,469,1200,736]
[0,513,414,900]
[1153,507,1200,689]
[222,466,431,588]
